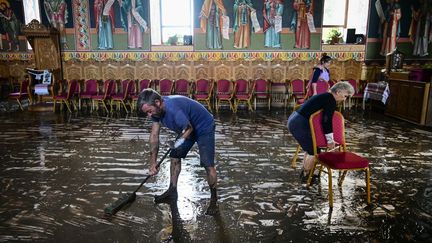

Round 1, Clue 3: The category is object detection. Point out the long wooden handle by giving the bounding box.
[133,148,171,194]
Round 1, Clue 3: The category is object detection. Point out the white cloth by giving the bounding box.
[103,0,115,16]
[307,13,316,33]
[131,0,148,31]
[274,16,282,33]
[251,10,261,33]
[35,84,49,95]
[222,16,230,39]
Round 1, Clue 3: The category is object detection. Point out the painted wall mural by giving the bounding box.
[43,0,68,49]
[367,0,432,60]
[1,0,325,53]
[409,0,432,57]
[0,0,24,51]
[194,0,323,51]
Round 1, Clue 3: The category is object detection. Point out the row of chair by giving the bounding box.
[48,78,272,113]
[8,77,368,113]
[291,78,367,108]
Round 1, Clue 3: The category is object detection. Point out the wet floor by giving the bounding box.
[0,108,431,242]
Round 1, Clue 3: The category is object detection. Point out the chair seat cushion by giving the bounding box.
[296,98,305,104]
[111,94,125,100]
[91,95,106,100]
[81,92,97,97]
[9,93,28,98]
[194,94,209,99]
[217,94,231,99]
[55,94,68,99]
[255,94,269,98]
[318,151,369,169]
[236,94,250,99]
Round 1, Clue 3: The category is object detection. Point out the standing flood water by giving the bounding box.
[0,110,431,242]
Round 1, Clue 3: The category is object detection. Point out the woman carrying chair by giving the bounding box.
[287,81,354,182]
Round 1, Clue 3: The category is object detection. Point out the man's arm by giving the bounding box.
[149,121,161,175]
[180,124,193,139]
[173,124,193,149]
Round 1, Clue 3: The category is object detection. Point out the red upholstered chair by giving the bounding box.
[328,79,336,87]
[215,79,234,112]
[53,79,80,112]
[91,79,116,113]
[347,79,365,108]
[291,79,305,103]
[111,79,135,112]
[254,79,271,110]
[138,79,152,91]
[131,79,152,110]
[193,79,214,111]
[174,79,191,97]
[79,79,99,110]
[158,79,174,96]
[307,110,371,208]
[233,79,254,112]
[344,79,357,109]
[293,80,330,114]
[8,78,29,111]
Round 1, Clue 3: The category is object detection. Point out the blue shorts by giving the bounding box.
[169,130,215,167]
[287,111,314,155]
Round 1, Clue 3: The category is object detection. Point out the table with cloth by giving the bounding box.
[362,82,390,109]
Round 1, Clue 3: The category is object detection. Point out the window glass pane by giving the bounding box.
[346,0,369,34]
[23,0,41,50]
[150,0,162,45]
[151,0,193,45]
[323,0,347,26]
[161,0,191,26]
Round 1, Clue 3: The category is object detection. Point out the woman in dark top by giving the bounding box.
[308,54,332,96]
[287,81,354,181]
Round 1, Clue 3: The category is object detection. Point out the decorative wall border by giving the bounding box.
[73,0,91,50]
[63,52,365,62]
[0,51,365,62]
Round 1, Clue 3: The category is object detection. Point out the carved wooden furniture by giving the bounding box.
[22,19,62,82]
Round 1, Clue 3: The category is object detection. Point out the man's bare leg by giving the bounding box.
[205,166,218,215]
[155,158,181,203]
